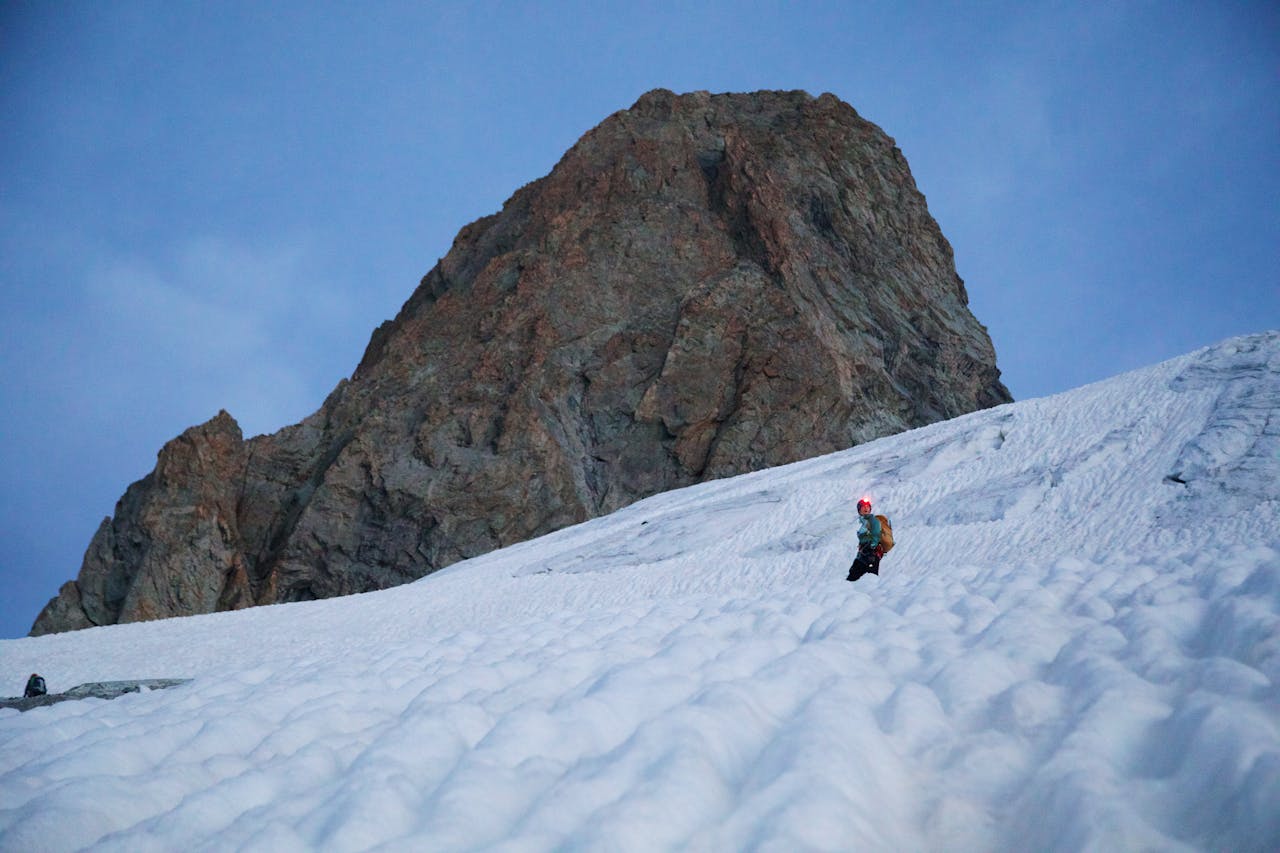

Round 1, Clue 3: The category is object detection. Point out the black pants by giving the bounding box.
[846,546,881,582]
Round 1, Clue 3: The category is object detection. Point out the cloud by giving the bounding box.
[0,230,373,638]
[66,233,360,439]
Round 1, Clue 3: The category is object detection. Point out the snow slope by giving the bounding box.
[2,332,1277,852]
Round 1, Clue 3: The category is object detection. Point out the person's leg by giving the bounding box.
[847,550,872,581]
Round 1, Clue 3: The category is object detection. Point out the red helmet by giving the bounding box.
[857,497,872,512]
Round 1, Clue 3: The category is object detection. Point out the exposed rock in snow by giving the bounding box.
[1,679,190,712]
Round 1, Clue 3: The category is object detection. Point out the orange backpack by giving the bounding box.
[876,515,894,553]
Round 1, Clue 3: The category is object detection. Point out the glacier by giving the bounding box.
[1,332,1277,851]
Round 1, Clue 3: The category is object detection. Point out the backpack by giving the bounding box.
[876,515,894,553]
[24,674,46,698]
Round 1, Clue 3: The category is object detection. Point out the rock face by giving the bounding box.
[31,89,1011,635]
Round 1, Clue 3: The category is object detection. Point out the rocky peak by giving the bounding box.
[31,89,1010,635]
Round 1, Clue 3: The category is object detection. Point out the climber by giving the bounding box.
[846,496,882,582]
[24,673,47,698]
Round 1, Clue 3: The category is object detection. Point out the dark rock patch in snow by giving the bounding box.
[1,679,190,712]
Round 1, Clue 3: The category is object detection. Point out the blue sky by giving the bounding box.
[1,1,1276,640]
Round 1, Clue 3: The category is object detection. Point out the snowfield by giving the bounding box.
[2,332,1278,852]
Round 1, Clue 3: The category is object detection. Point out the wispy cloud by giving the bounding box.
[48,233,359,439]
[0,230,374,637]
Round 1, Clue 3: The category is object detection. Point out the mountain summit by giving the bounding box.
[32,89,1010,634]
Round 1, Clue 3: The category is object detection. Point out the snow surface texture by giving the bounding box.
[2,332,1278,852]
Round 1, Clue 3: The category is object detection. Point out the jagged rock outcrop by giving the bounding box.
[32,89,1011,635]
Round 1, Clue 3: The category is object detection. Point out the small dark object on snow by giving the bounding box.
[24,673,46,697]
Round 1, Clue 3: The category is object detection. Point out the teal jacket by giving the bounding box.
[857,513,881,548]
